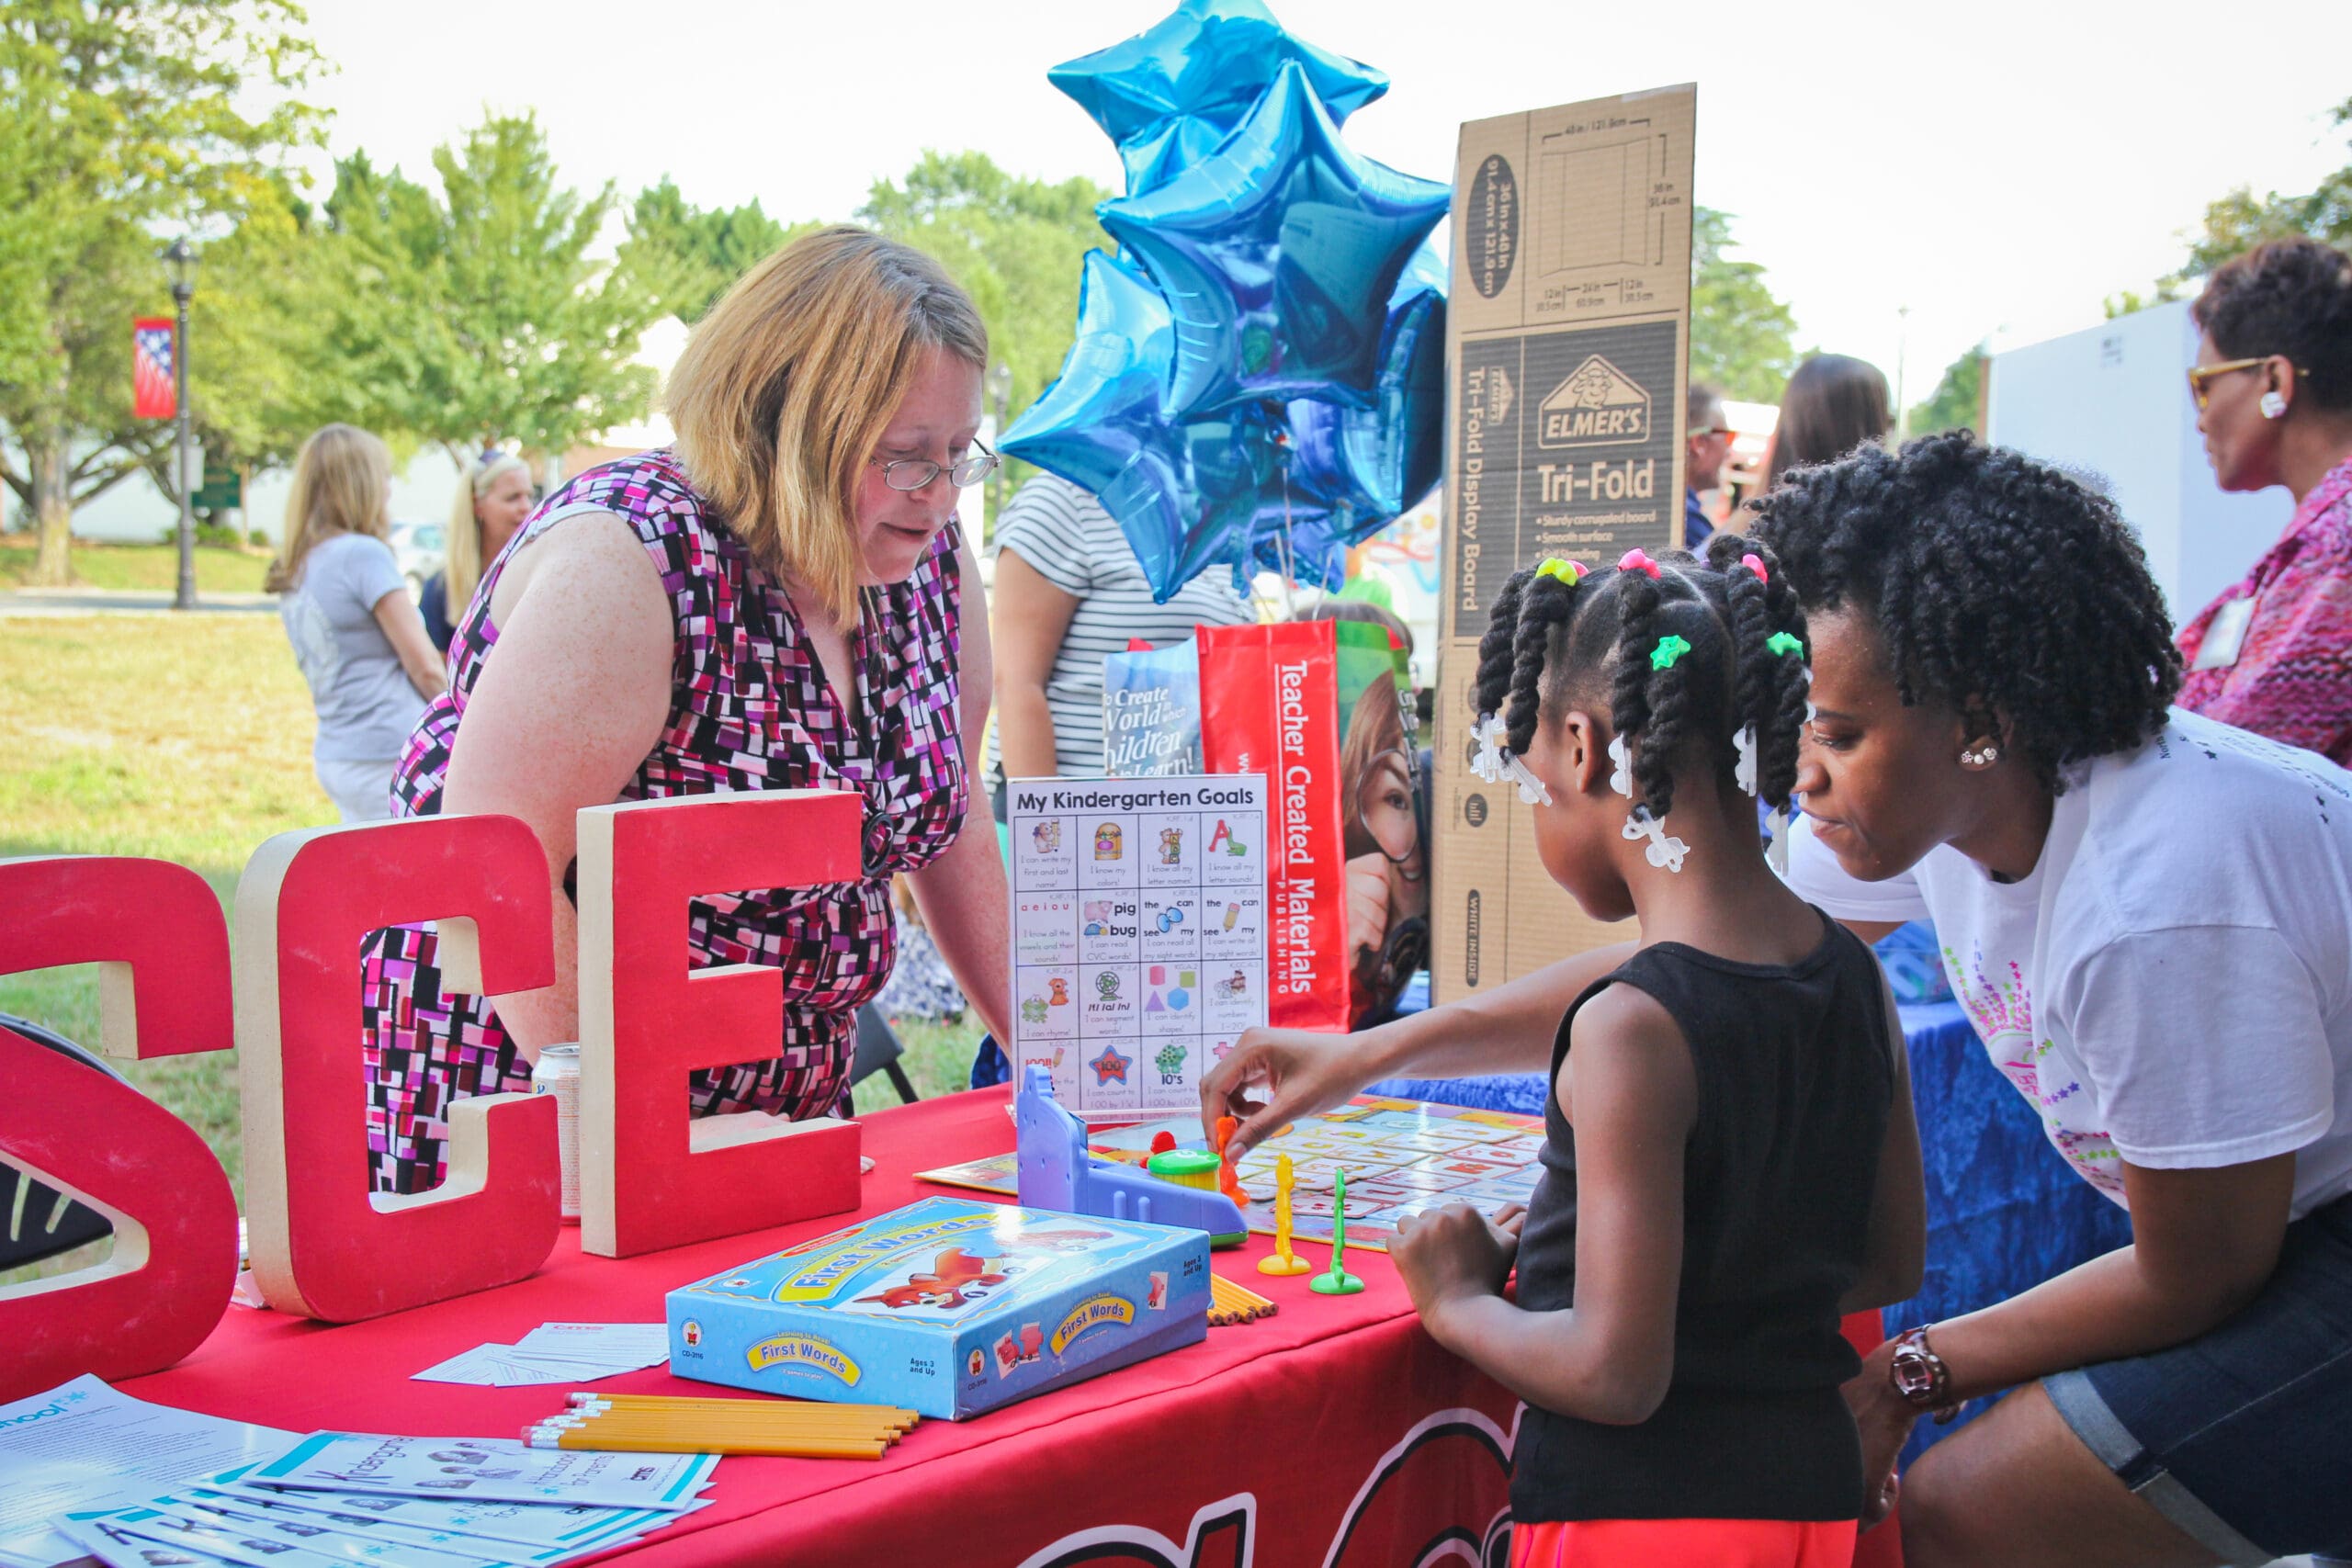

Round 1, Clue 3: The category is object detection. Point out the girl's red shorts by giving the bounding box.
[1509,1517,1860,1568]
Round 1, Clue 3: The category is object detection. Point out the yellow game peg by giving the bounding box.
[1258,1153,1312,1276]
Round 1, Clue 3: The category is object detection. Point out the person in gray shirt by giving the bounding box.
[267,424,447,820]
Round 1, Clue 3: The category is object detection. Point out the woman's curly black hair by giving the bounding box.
[1747,430,2180,793]
[1472,539,1813,819]
[2193,237,2352,411]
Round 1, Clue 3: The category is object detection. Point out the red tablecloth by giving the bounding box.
[120,1089,1900,1567]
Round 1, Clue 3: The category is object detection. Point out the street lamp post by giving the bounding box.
[163,238,198,611]
[985,360,1012,526]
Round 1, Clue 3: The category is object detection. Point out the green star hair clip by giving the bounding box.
[1650,635,1692,671]
[1767,632,1805,658]
[1534,558,1585,586]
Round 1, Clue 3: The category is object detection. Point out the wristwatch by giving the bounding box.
[1887,1325,1961,1424]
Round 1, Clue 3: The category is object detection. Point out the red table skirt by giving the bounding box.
[120,1089,1900,1567]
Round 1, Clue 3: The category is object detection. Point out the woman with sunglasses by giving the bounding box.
[2178,237,2352,763]
[354,227,1012,1194]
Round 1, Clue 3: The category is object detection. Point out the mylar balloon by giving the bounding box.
[1288,241,1449,529]
[1000,250,1279,602]
[1118,114,1225,197]
[1050,0,1388,150]
[1099,61,1450,419]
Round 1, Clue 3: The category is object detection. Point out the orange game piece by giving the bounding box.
[1212,1115,1246,1204]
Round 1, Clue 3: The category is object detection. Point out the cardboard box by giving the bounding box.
[1432,85,1697,1002]
[665,1196,1209,1420]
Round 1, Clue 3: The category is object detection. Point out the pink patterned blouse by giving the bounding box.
[357,449,968,1194]
[2177,455,2352,766]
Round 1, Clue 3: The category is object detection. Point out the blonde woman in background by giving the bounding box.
[420,451,535,651]
[268,423,447,822]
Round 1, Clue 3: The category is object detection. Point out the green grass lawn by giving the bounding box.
[0,615,984,1279]
[0,537,273,592]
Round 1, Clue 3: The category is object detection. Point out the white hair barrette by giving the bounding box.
[1607,732,1634,798]
[1735,724,1758,796]
[1622,806,1690,873]
[1471,710,1552,806]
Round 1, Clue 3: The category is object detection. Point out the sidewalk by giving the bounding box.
[0,586,275,616]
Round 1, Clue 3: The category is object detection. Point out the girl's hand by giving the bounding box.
[1198,1027,1385,1158]
[1390,1203,1521,1341]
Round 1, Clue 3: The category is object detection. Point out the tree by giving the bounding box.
[858,152,1115,438]
[1907,344,1986,436]
[616,178,808,326]
[2175,96,2351,281]
[1690,207,1800,404]
[320,114,663,467]
[0,1,326,584]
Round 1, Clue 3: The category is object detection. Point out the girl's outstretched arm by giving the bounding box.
[1391,985,1695,1426]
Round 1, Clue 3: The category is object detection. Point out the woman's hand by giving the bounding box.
[1390,1202,1521,1343]
[1198,1026,1386,1158]
[1842,1345,1918,1529]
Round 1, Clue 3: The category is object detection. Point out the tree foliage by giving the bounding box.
[319,114,663,466]
[1690,207,1801,404]
[0,0,325,582]
[1907,343,1986,436]
[617,178,808,326]
[2176,96,2352,280]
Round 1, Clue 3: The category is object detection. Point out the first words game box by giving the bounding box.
[666,1196,1210,1419]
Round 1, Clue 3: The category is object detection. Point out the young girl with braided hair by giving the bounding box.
[1391,538,1925,1568]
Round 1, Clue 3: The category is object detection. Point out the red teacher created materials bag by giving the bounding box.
[1197,620,1351,1032]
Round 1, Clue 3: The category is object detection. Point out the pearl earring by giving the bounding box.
[2260,390,2287,420]
[1961,746,1999,767]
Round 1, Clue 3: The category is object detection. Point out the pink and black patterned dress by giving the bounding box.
[358,449,968,1194]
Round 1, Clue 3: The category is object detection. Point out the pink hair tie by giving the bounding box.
[1741,552,1769,583]
[1617,548,1661,580]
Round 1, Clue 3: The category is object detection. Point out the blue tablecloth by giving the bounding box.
[1372,998,2132,1462]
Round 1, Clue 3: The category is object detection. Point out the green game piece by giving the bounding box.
[1310,1167,1366,1295]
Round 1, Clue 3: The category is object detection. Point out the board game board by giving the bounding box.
[914,1096,1548,1253]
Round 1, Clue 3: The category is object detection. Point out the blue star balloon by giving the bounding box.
[1099,61,1450,419]
[1288,240,1448,531]
[1000,249,1279,601]
[1117,114,1224,197]
[1050,0,1388,151]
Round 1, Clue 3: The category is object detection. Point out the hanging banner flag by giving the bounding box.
[133,318,176,421]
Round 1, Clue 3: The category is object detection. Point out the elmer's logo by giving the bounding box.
[747,1333,863,1384]
[1538,355,1650,448]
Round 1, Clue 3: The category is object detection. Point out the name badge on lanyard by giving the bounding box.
[2191,594,2256,671]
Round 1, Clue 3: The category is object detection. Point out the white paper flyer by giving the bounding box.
[236,1434,716,1511]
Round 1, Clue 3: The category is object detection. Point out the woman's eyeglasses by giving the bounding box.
[872,441,1001,492]
[2187,359,2306,412]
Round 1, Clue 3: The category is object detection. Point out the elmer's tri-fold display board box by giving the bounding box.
[665,1196,1209,1419]
[1433,84,1698,1002]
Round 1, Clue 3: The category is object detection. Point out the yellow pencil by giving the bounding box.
[542,1412,911,1438]
[560,1400,916,1432]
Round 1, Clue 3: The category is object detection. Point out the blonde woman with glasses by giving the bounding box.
[354,226,1012,1195]
[421,451,535,651]
[268,423,447,822]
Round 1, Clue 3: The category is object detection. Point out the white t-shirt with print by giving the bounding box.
[1787,708,2352,1218]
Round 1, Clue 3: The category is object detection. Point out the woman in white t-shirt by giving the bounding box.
[267,425,447,821]
[1201,433,2351,1568]
[1749,433,2352,1567]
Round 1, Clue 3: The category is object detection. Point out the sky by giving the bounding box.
[291,0,2348,408]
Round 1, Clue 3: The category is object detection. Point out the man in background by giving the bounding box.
[1685,382,1733,546]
